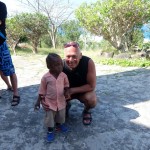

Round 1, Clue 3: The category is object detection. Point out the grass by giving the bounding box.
[11,47,150,67]
[95,58,150,67]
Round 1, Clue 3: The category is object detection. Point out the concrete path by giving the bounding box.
[0,55,150,150]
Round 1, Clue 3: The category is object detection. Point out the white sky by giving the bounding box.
[0,0,96,16]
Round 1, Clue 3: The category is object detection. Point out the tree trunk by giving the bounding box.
[32,40,39,53]
[48,25,57,49]
[10,40,19,55]
[12,44,16,55]
[107,37,126,52]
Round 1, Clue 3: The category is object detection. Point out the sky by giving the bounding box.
[0,0,95,16]
[142,24,150,40]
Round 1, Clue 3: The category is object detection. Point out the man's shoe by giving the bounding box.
[82,110,92,125]
[47,132,54,142]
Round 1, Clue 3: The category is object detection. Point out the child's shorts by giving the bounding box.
[0,41,15,76]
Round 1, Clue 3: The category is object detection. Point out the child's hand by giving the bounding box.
[34,95,42,111]
[39,95,50,111]
[34,101,40,111]
[64,88,71,100]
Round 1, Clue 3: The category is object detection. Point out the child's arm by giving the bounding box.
[64,87,71,100]
[64,75,70,100]
[36,94,50,111]
[34,94,43,110]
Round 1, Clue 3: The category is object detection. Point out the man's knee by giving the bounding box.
[87,97,97,108]
[80,91,97,108]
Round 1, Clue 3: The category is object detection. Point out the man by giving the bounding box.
[0,1,20,106]
[63,41,97,125]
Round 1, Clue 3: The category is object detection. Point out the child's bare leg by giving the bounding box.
[0,71,12,89]
[10,73,18,96]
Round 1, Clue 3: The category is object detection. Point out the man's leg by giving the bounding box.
[77,91,97,125]
[66,101,72,117]
[78,91,97,111]
[66,91,97,115]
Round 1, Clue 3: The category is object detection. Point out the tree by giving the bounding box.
[6,15,24,54]
[60,20,82,42]
[126,27,144,50]
[75,0,150,52]
[17,0,73,49]
[19,13,49,53]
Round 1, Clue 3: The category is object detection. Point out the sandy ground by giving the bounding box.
[0,55,150,150]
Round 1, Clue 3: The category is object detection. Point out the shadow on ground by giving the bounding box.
[0,67,150,150]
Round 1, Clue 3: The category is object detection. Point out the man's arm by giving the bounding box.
[69,59,96,95]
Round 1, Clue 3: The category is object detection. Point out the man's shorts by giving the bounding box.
[0,41,15,76]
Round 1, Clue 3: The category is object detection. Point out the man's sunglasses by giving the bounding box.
[64,42,79,48]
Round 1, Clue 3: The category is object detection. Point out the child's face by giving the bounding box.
[48,57,63,74]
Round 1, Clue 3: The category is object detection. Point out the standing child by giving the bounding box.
[0,1,20,105]
[34,53,70,142]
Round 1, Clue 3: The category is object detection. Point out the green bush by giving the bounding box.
[96,58,150,67]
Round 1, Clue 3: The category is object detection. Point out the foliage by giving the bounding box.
[99,39,117,52]
[96,58,150,67]
[18,0,74,49]
[142,42,150,50]
[75,0,150,52]
[79,28,103,50]
[60,20,82,42]
[40,34,53,48]
[6,15,25,54]
[18,13,49,53]
[129,28,144,49]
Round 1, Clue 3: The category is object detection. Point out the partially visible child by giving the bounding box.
[0,1,20,106]
[0,71,13,99]
[0,71,13,91]
[34,53,70,142]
